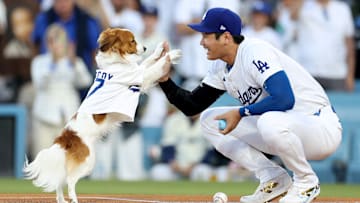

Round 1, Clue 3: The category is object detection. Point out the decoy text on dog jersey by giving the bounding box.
[95,70,114,80]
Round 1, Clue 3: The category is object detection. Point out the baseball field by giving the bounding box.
[0,178,359,202]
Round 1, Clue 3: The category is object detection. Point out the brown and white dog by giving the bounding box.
[23,28,181,203]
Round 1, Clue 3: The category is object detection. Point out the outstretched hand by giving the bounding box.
[157,41,180,83]
[158,55,171,82]
[158,41,170,59]
[214,109,242,135]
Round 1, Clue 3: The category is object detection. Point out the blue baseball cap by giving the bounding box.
[188,7,242,36]
[252,1,272,16]
[140,5,158,16]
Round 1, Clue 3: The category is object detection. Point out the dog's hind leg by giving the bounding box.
[56,186,68,203]
[67,177,79,203]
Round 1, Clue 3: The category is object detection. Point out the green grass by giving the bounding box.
[0,178,359,198]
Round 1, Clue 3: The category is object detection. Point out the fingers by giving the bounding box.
[158,72,170,83]
[157,55,172,83]
[220,125,234,135]
[214,115,230,134]
[158,41,170,58]
[214,115,225,121]
[166,54,171,62]
[214,109,241,135]
[163,41,169,52]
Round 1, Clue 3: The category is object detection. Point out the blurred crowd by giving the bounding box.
[0,0,359,181]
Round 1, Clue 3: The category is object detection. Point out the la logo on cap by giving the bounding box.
[220,25,226,31]
[202,12,207,20]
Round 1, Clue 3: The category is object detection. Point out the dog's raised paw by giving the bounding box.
[153,41,165,58]
[168,49,182,64]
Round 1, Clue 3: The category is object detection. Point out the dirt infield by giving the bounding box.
[0,194,359,203]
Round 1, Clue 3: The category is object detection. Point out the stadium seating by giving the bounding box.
[346,129,360,183]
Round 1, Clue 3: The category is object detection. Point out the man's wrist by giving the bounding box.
[239,107,251,117]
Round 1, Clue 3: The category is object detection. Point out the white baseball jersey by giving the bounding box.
[78,53,142,122]
[203,37,330,115]
[200,37,342,186]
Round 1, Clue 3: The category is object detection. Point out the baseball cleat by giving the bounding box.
[279,184,320,203]
[240,172,292,203]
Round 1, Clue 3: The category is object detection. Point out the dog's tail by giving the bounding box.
[23,144,66,192]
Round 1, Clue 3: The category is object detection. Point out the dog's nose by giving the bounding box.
[143,46,147,52]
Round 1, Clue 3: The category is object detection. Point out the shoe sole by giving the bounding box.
[240,190,288,203]
[240,174,293,203]
[264,191,287,203]
[279,185,321,203]
[303,185,320,203]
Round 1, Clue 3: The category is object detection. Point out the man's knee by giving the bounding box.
[200,108,217,133]
[257,112,288,144]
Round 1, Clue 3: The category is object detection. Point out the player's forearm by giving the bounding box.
[239,71,295,116]
[159,79,224,116]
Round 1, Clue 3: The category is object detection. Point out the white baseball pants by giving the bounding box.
[200,105,342,187]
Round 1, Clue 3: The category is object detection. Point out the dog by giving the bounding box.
[23,28,181,203]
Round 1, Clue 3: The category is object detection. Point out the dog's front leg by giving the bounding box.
[141,56,169,92]
[140,41,166,68]
[67,177,79,203]
[56,186,68,203]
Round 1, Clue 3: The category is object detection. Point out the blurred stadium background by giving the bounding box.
[0,0,360,200]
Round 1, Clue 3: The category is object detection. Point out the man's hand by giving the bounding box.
[159,41,170,58]
[158,55,171,82]
[214,109,242,135]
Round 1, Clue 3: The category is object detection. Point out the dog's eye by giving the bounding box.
[131,39,136,43]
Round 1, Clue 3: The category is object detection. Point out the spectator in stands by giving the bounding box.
[0,0,6,38]
[31,0,102,98]
[99,0,144,37]
[30,23,92,158]
[2,6,35,153]
[0,0,9,102]
[173,0,210,85]
[285,0,356,91]
[190,147,232,182]
[75,0,109,29]
[274,0,300,59]
[149,0,177,47]
[242,0,283,50]
[3,7,33,58]
[91,104,146,181]
[173,0,241,86]
[138,5,170,173]
[149,108,208,180]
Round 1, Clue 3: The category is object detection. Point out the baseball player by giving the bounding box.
[158,7,342,203]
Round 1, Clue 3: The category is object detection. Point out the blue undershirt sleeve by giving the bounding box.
[239,70,295,117]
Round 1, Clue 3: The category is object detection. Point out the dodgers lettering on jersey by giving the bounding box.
[237,87,262,105]
[202,37,330,115]
[234,59,269,105]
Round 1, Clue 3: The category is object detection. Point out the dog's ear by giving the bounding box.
[116,29,137,56]
[98,28,117,52]
[98,28,110,52]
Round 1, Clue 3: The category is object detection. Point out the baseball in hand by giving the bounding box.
[218,119,227,130]
[213,192,228,203]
